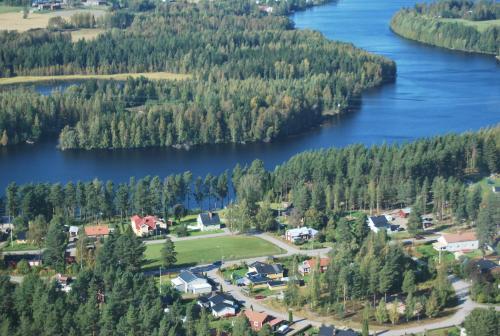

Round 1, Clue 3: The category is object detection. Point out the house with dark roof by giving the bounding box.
[473,259,500,274]
[171,270,212,294]
[197,212,221,231]
[248,261,284,279]
[319,326,359,336]
[197,292,239,318]
[244,273,271,288]
[16,231,28,244]
[367,215,390,233]
[492,186,500,193]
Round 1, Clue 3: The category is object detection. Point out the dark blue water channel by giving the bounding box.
[0,0,499,191]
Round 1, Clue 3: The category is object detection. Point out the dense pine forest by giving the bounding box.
[0,0,395,149]
[391,0,500,55]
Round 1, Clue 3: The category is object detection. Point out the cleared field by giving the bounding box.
[0,72,192,85]
[0,8,106,31]
[144,235,285,269]
[440,18,500,32]
[70,28,105,41]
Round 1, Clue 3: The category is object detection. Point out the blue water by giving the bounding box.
[0,0,499,191]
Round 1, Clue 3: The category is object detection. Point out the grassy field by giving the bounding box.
[0,72,191,85]
[440,18,500,32]
[70,28,105,42]
[0,5,22,14]
[416,326,459,336]
[415,244,455,263]
[144,235,285,269]
[0,8,106,31]
[3,241,40,252]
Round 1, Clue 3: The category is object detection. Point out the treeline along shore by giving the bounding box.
[0,0,395,150]
[391,0,499,56]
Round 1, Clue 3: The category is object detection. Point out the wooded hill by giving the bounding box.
[0,0,395,149]
[391,0,500,55]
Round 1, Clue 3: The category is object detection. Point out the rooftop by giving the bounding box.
[131,215,158,231]
[369,215,389,227]
[198,212,221,226]
[84,225,109,236]
[249,261,283,275]
[442,231,477,243]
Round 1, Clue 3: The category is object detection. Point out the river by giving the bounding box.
[0,0,499,191]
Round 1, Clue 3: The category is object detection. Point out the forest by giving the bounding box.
[390,0,499,55]
[1,127,499,335]
[0,0,395,148]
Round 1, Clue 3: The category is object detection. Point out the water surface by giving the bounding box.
[0,0,498,191]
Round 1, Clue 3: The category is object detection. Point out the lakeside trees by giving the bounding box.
[391,1,500,55]
[0,0,395,148]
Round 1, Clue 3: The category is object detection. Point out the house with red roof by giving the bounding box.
[433,231,479,252]
[243,310,283,332]
[298,257,330,275]
[84,225,110,238]
[131,215,163,237]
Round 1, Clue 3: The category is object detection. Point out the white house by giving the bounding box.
[130,215,164,237]
[171,270,212,294]
[367,215,391,233]
[285,227,318,243]
[197,292,238,318]
[197,212,221,231]
[433,231,479,252]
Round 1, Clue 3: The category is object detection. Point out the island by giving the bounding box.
[391,0,499,56]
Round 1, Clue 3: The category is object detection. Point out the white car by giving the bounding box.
[277,325,290,334]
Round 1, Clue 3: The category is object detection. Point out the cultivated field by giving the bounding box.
[0,72,192,85]
[439,18,500,32]
[144,235,285,269]
[0,8,107,31]
[0,5,22,14]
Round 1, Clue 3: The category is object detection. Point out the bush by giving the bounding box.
[16,259,30,275]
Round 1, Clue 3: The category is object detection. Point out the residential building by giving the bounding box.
[367,215,390,233]
[171,270,212,294]
[248,261,283,279]
[433,231,479,252]
[244,273,270,288]
[319,326,359,336]
[285,226,318,243]
[197,292,239,317]
[16,231,28,244]
[267,280,286,291]
[243,310,283,332]
[398,207,412,218]
[69,226,79,239]
[130,215,163,237]
[84,225,110,238]
[298,257,330,275]
[492,186,500,193]
[197,212,221,231]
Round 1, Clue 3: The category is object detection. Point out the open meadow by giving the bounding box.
[439,18,500,32]
[0,72,191,85]
[144,235,285,269]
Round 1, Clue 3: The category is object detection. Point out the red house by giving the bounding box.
[298,257,330,275]
[398,207,412,218]
[243,310,283,331]
[131,215,164,237]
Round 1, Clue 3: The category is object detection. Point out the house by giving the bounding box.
[171,270,212,294]
[244,273,270,288]
[298,257,330,275]
[319,326,359,336]
[248,261,283,279]
[285,226,318,243]
[492,186,500,193]
[399,207,412,218]
[267,280,286,291]
[197,212,221,231]
[130,215,163,237]
[197,292,239,318]
[243,310,283,332]
[84,225,109,238]
[473,259,500,275]
[433,231,479,252]
[69,226,79,239]
[367,215,390,233]
[16,231,28,244]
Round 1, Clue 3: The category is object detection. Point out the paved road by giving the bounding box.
[144,228,232,245]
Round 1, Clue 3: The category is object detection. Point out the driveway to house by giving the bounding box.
[144,228,232,245]
[379,275,500,336]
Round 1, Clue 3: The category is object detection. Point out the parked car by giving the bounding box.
[277,325,290,334]
[254,295,266,300]
[415,234,425,240]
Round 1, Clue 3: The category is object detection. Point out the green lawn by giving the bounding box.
[416,326,459,336]
[440,18,500,32]
[144,235,285,269]
[416,244,454,263]
[0,5,22,14]
[2,241,40,252]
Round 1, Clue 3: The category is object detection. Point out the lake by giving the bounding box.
[0,0,499,191]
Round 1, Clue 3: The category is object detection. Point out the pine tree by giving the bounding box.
[402,270,416,296]
[43,215,67,272]
[375,300,388,324]
[161,238,177,268]
[389,299,399,325]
